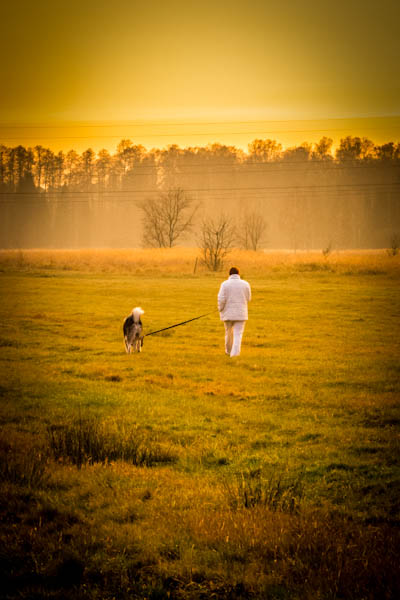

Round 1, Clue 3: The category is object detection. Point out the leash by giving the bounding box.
[144,310,218,338]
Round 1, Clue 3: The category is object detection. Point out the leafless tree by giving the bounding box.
[139,188,198,248]
[237,211,267,251]
[322,242,333,258]
[199,213,236,271]
[387,233,400,256]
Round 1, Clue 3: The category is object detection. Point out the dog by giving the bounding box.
[123,307,144,353]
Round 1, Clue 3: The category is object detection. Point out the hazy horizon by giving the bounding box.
[1,1,399,152]
[1,116,399,155]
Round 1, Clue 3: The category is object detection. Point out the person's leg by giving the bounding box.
[224,321,233,355]
[230,321,246,357]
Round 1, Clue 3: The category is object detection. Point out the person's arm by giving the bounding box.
[218,283,226,312]
[246,282,251,302]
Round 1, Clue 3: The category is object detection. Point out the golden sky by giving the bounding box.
[1,0,399,153]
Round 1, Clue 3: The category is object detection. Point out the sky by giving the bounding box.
[1,0,399,153]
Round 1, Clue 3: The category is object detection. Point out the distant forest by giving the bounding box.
[1,136,399,249]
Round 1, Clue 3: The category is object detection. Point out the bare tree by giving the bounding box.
[141,197,166,247]
[387,233,400,257]
[322,242,333,258]
[199,213,236,271]
[139,188,198,248]
[237,211,267,251]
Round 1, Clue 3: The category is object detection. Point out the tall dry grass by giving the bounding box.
[1,247,399,275]
[48,417,177,468]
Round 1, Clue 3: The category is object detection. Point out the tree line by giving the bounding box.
[1,136,399,193]
[0,137,399,251]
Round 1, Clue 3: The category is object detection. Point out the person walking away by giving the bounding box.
[218,266,251,357]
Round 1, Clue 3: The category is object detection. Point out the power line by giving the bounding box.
[1,116,399,128]
[0,192,397,205]
[1,157,399,170]
[1,125,400,141]
[1,185,398,205]
[91,162,400,172]
[1,181,399,199]
[1,160,399,189]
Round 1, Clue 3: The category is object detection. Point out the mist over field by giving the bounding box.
[1,136,399,250]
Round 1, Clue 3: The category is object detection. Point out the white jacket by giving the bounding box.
[218,274,251,321]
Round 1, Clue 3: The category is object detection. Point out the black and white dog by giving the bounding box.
[123,307,144,353]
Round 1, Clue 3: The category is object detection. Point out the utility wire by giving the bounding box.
[3,159,400,170]
[0,182,398,194]
[2,160,397,170]
[1,182,399,203]
[1,116,399,128]
[1,125,400,140]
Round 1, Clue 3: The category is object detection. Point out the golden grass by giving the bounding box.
[0,246,399,275]
[4,449,396,599]
[1,257,399,598]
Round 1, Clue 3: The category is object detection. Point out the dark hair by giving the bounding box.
[229,266,239,275]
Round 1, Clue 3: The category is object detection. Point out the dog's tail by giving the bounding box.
[132,307,144,323]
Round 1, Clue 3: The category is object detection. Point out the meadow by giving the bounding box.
[0,248,399,599]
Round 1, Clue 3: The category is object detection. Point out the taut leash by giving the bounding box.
[144,310,218,338]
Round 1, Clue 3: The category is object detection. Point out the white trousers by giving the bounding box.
[224,320,246,357]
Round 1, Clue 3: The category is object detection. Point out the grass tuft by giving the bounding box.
[48,417,177,468]
[0,432,49,488]
[226,467,304,513]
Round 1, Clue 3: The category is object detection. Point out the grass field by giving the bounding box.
[1,249,399,599]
